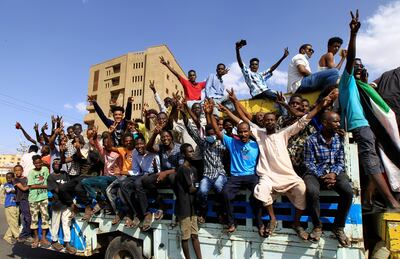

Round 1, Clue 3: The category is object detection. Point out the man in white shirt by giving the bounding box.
[287,44,339,93]
[20,145,38,177]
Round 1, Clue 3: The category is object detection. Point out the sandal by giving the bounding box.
[332,227,350,247]
[265,220,277,236]
[40,240,51,248]
[31,240,39,248]
[154,210,164,220]
[258,225,266,238]
[142,213,154,231]
[226,224,236,233]
[197,216,206,225]
[292,224,309,240]
[125,217,140,228]
[309,226,323,242]
[92,203,102,214]
[112,215,122,225]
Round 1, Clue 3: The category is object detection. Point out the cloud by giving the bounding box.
[63,103,73,109]
[82,0,89,4]
[75,102,87,114]
[358,1,400,78]
[224,62,288,99]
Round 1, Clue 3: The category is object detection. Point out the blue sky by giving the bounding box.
[0,0,399,154]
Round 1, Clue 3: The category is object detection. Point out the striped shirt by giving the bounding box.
[241,65,273,97]
[304,132,344,177]
[185,121,227,180]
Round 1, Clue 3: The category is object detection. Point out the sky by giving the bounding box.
[0,0,399,154]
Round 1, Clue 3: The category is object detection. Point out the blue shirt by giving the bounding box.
[241,65,273,97]
[338,70,369,131]
[3,183,17,208]
[223,134,259,176]
[205,74,225,98]
[304,132,345,177]
[131,150,160,176]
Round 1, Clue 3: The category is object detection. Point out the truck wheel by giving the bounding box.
[105,236,143,259]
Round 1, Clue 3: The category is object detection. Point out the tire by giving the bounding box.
[105,236,143,259]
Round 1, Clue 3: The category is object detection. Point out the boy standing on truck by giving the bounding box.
[2,172,19,245]
[176,143,202,259]
[28,155,51,248]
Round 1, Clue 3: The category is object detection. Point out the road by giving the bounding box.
[0,206,103,259]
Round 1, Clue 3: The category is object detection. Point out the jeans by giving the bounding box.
[105,176,127,214]
[120,176,142,216]
[210,96,235,116]
[198,175,227,211]
[18,200,32,238]
[222,174,263,227]
[297,68,339,93]
[303,173,353,227]
[81,175,117,200]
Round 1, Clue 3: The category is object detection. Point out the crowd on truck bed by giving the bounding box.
[2,10,400,259]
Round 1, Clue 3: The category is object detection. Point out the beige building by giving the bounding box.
[84,45,186,131]
[0,154,21,168]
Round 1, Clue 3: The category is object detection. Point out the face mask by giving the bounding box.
[205,135,216,144]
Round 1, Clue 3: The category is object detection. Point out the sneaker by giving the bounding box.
[51,242,64,251]
[65,244,77,255]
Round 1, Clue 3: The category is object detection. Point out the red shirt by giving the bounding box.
[179,76,206,101]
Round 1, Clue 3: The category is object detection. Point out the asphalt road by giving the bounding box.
[0,205,103,259]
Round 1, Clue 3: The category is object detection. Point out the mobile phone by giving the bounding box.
[240,39,247,46]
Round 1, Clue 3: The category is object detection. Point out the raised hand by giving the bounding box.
[127,96,134,103]
[41,122,48,132]
[149,80,156,92]
[159,56,167,66]
[203,99,214,114]
[275,92,287,106]
[108,121,119,133]
[217,103,228,112]
[222,67,230,76]
[226,88,238,102]
[283,47,289,58]
[51,115,57,124]
[340,49,348,58]
[87,95,96,103]
[235,40,246,50]
[350,10,361,33]
[15,122,22,130]
[33,123,39,131]
[153,123,163,135]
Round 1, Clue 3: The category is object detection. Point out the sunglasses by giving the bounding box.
[306,48,314,53]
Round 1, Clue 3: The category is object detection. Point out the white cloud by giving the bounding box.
[63,103,73,109]
[75,102,87,114]
[358,1,400,78]
[82,0,89,4]
[224,62,288,99]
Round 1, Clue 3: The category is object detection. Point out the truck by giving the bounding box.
[38,132,365,259]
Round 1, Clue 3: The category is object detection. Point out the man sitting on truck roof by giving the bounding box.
[303,111,353,246]
[235,39,289,101]
[318,37,347,71]
[287,44,340,94]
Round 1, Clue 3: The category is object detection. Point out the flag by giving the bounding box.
[357,80,400,192]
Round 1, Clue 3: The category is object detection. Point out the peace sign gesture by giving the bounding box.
[349,10,361,33]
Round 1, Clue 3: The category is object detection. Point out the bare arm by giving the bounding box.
[34,123,44,146]
[235,41,245,69]
[227,88,252,124]
[15,182,29,191]
[218,103,241,124]
[345,10,361,74]
[297,64,312,76]
[160,56,181,79]
[269,47,289,73]
[16,122,36,144]
[204,100,223,139]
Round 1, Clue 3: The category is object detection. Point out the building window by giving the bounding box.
[140,89,142,95]
[93,70,99,91]
[140,75,143,82]
[141,62,143,68]
[166,88,169,94]
[111,77,120,86]
[112,64,121,74]
[166,74,169,80]
[175,84,178,90]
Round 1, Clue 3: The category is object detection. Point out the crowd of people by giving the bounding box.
[2,10,400,259]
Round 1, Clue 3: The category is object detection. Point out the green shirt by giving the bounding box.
[27,167,49,202]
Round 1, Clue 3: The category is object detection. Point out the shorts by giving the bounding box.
[179,216,198,240]
[352,126,384,175]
